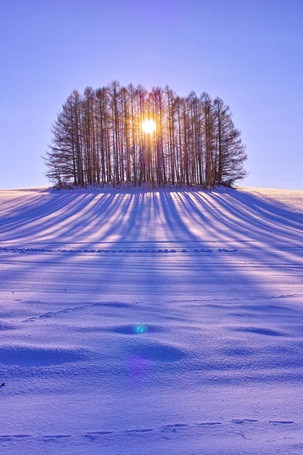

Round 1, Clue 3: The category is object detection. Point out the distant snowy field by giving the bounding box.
[0,186,303,455]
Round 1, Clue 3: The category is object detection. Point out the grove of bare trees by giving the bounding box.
[45,81,247,188]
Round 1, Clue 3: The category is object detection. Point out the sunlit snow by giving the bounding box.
[0,186,303,454]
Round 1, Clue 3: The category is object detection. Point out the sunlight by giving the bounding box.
[142,118,156,134]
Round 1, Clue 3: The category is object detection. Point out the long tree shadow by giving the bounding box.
[1,187,302,251]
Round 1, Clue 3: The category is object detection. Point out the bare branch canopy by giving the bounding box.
[44,82,247,189]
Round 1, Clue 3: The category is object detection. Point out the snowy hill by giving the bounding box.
[0,186,303,454]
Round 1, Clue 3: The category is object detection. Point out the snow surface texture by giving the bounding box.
[0,186,303,455]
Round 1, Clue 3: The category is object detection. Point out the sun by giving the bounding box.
[142,118,156,134]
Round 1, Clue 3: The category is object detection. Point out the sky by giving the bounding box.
[0,0,302,190]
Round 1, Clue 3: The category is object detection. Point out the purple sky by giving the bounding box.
[0,0,302,189]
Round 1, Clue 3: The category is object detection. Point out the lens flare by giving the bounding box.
[133,324,148,334]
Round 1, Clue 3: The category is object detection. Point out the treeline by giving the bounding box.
[45,81,247,188]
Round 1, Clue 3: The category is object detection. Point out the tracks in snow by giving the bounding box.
[0,418,296,443]
[0,246,238,254]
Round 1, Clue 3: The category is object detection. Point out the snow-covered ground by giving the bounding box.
[0,186,303,454]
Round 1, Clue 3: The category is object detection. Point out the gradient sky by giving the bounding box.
[0,0,302,190]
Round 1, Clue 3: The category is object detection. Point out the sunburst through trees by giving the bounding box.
[45,81,247,188]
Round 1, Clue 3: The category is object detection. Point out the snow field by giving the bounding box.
[0,186,303,454]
